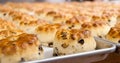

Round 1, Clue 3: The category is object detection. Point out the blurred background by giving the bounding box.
[0,0,119,3]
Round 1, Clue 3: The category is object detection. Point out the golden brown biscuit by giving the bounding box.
[106,27,120,43]
[35,23,66,47]
[0,33,43,63]
[65,16,82,29]
[53,29,96,56]
[81,21,111,38]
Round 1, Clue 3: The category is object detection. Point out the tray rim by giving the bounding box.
[100,37,120,47]
[23,37,116,63]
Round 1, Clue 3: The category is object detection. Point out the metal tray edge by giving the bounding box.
[23,37,116,63]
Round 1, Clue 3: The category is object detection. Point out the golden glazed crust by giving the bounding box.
[107,27,120,38]
[35,23,66,47]
[81,21,110,37]
[3,2,119,26]
[0,29,23,40]
[0,33,40,55]
[36,23,64,33]
[0,8,45,26]
[55,29,91,41]
[81,21,107,28]
[106,27,120,43]
[0,18,16,30]
[65,16,82,29]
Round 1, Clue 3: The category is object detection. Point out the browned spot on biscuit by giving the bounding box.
[3,13,6,16]
[71,34,75,40]
[93,23,98,27]
[112,36,115,38]
[82,23,91,28]
[61,32,67,40]
[47,11,56,16]
[61,43,69,48]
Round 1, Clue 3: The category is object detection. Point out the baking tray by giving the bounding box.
[109,42,120,54]
[22,37,116,63]
[98,38,120,54]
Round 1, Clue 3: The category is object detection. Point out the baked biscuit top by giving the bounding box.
[55,29,91,41]
[0,33,40,55]
[0,18,16,30]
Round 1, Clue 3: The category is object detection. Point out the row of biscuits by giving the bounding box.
[4,2,119,26]
[3,2,120,35]
[2,2,119,42]
[0,6,110,48]
[0,1,120,63]
[0,5,96,49]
